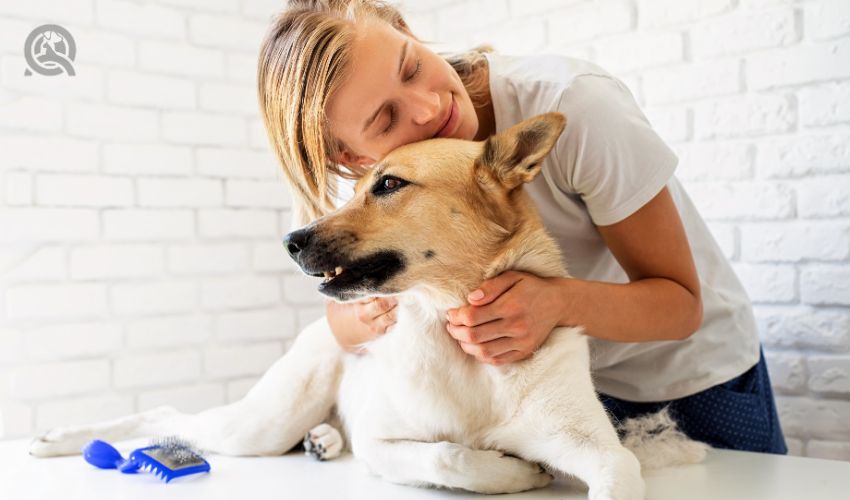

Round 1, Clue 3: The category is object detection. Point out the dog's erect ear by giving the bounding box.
[477,112,566,190]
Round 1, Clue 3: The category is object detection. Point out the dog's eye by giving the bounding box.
[371,175,408,196]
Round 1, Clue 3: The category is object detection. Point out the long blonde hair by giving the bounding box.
[257,0,489,226]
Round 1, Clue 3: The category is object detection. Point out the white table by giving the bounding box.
[1,438,848,500]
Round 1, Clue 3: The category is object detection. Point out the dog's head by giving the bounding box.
[284,112,566,302]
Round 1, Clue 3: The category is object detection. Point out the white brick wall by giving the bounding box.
[1,0,848,464]
[0,0,321,441]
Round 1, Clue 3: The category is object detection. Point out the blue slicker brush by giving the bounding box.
[82,437,211,483]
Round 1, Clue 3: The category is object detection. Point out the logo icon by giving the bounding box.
[24,24,76,77]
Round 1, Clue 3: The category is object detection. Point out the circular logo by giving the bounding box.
[24,24,76,77]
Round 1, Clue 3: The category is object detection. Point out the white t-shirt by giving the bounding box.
[486,52,760,401]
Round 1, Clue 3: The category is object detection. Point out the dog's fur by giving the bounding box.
[29,113,706,499]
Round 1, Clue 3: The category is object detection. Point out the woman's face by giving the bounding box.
[325,21,480,167]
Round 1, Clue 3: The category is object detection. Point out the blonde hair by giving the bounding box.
[257,0,490,226]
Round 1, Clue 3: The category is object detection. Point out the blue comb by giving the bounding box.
[82,437,210,483]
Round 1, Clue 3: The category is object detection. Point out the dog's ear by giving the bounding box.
[476,112,566,190]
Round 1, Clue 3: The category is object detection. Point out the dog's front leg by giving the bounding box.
[31,317,344,458]
[353,439,552,494]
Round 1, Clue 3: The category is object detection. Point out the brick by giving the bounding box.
[0,0,94,25]
[2,247,65,282]
[740,222,850,263]
[168,243,249,274]
[642,60,740,105]
[684,181,794,220]
[6,284,108,320]
[198,209,277,238]
[24,322,122,361]
[433,0,509,35]
[188,14,267,50]
[764,351,806,394]
[644,106,690,143]
[138,384,225,413]
[115,350,202,388]
[103,143,193,176]
[801,265,850,306]
[747,40,850,90]
[253,241,300,272]
[196,147,279,178]
[5,171,33,205]
[162,111,246,145]
[226,377,259,402]
[694,94,794,139]
[673,142,754,181]
[248,118,273,149]
[72,29,136,67]
[139,40,225,78]
[225,52,259,83]
[798,82,850,127]
[0,401,33,438]
[35,395,134,431]
[798,176,850,218]
[808,356,850,394]
[637,0,735,28]
[595,32,684,74]
[112,281,197,315]
[96,0,186,39]
[0,56,104,101]
[756,306,850,351]
[137,178,223,207]
[0,328,23,363]
[11,360,109,399]
[107,70,196,109]
[0,97,62,132]
[508,0,580,16]
[162,0,240,12]
[548,0,633,46]
[70,244,164,279]
[103,209,194,241]
[297,306,327,330]
[66,103,158,141]
[199,82,258,114]
[126,315,212,348]
[0,18,32,55]
[0,208,98,242]
[283,273,326,306]
[805,0,850,40]
[225,179,291,208]
[690,8,797,59]
[776,396,850,440]
[732,263,796,303]
[204,342,283,378]
[476,18,546,54]
[201,276,281,309]
[757,134,850,178]
[215,308,297,341]
[0,136,98,172]
[805,441,850,461]
[36,174,134,207]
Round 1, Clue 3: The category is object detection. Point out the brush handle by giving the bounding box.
[81,440,138,473]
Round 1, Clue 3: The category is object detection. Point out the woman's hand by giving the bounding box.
[355,296,398,336]
[445,271,567,366]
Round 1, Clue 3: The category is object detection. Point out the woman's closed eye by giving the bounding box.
[381,57,423,135]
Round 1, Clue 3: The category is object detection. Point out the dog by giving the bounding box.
[30,113,706,499]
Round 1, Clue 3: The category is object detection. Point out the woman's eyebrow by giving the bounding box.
[361,40,410,134]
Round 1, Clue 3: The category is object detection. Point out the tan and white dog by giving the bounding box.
[30,113,705,499]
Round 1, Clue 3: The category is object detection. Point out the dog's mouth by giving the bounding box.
[305,250,404,297]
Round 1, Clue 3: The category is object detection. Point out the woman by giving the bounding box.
[257,0,786,454]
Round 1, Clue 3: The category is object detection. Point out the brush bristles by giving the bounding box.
[149,436,205,465]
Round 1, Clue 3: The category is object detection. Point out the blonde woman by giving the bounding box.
[258,0,787,454]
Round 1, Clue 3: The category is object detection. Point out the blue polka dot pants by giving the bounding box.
[599,347,788,454]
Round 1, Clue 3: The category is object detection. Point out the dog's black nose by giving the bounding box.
[284,228,312,259]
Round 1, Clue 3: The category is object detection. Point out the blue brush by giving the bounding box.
[82,437,210,483]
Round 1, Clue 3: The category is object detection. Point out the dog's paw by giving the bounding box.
[482,452,553,493]
[303,423,343,461]
[29,427,93,458]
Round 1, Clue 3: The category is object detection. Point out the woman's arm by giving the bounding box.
[445,187,703,364]
[326,297,398,352]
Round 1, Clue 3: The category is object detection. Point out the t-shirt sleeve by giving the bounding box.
[552,74,678,226]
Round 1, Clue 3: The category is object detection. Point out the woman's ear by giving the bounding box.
[336,149,377,168]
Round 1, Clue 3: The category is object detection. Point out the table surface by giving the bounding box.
[1,438,849,500]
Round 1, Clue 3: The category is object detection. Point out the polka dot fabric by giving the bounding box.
[599,347,788,454]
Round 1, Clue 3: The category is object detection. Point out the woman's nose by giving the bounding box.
[409,89,440,125]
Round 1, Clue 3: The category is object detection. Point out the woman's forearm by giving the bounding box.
[326,300,372,353]
[555,277,703,342]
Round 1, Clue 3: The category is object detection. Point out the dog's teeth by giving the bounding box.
[335,266,344,276]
